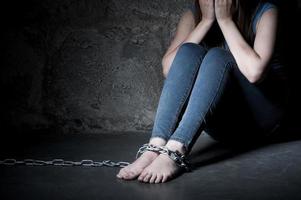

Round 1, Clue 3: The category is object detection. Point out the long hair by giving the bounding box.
[193,0,265,47]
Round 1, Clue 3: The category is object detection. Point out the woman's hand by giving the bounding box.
[215,0,233,22]
[198,0,215,22]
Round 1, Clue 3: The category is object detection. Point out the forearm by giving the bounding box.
[217,19,263,83]
[182,19,214,44]
[162,20,214,77]
[165,19,214,58]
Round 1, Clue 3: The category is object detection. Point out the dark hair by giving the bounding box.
[193,0,265,47]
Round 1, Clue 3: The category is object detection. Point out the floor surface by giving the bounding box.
[1,130,301,200]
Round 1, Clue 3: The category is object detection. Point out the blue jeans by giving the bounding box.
[150,43,290,154]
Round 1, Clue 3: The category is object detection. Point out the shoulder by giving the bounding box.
[253,2,278,33]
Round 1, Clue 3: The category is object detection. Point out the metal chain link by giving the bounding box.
[0,144,191,171]
[0,158,130,168]
[136,143,192,172]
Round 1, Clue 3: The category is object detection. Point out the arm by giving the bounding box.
[162,0,215,78]
[215,0,278,84]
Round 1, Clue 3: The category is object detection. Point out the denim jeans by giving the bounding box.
[150,42,290,154]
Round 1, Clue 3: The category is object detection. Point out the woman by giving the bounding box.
[116,0,290,183]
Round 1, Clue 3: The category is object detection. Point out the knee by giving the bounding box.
[177,42,206,58]
[202,47,236,69]
[206,47,231,57]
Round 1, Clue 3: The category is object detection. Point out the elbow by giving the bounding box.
[162,69,168,79]
[242,59,266,84]
[247,74,261,84]
[161,57,170,79]
[162,67,170,79]
[246,68,264,84]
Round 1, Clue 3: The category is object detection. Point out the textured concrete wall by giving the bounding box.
[1,0,192,134]
[1,0,301,135]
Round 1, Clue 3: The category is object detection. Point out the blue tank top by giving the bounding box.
[252,2,277,34]
[186,2,283,71]
[186,2,276,44]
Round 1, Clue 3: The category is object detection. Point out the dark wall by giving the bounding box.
[1,0,300,135]
[276,0,301,131]
[1,0,191,134]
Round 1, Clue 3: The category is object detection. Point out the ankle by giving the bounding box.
[141,150,159,157]
[165,139,186,155]
[149,137,167,146]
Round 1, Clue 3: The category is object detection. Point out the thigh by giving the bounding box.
[231,65,289,134]
[203,71,261,145]
[203,65,289,145]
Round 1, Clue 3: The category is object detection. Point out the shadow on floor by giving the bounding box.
[186,127,301,171]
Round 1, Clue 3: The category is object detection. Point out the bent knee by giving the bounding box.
[206,47,234,61]
[202,47,236,69]
[177,42,206,57]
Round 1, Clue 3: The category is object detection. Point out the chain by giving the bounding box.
[136,143,192,172]
[0,144,192,171]
[0,158,130,168]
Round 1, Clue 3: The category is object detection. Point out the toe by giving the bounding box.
[117,168,124,175]
[116,173,122,178]
[118,169,126,178]
[149,174,157,184]
[128,171,137,179]
[124,171,135,179]
[155,174,162,183]
[116,169,122,178]
[143,173,152,182]
[162,174,169,183]
[122,168,132,179]
[138,170,147,181]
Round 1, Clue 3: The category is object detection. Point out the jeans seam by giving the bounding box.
[167,54,205,134]
[152,44,207,142]
[200,61,232,126]
[186,60,234,148]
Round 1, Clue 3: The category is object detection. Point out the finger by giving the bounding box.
[217,0,223,6]
[214,0,218,6]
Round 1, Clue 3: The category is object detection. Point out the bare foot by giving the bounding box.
[137,140,187,183]
[116,151,159,180]
[116,137,166,180]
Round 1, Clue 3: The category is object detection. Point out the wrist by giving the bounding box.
[201,18,215,25]
[217,17,233,25]
[198,19,215,30]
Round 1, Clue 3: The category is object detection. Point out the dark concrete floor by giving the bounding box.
[1,130,301,200]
